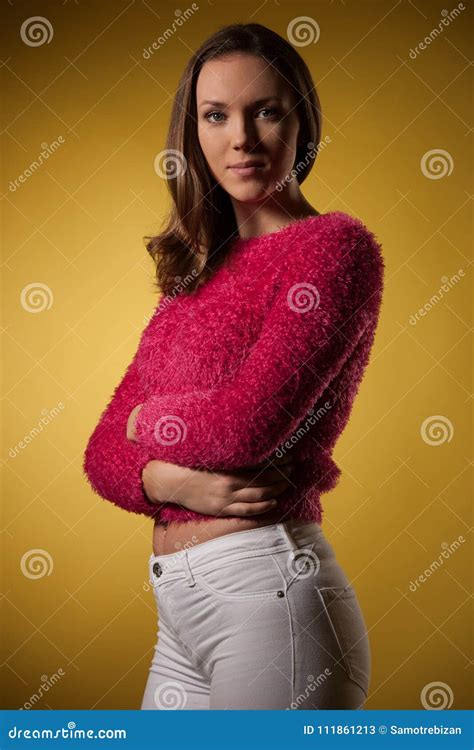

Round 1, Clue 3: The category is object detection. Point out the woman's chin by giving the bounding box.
[225,184,277,204]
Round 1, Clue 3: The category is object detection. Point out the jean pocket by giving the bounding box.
[316,586,371,697]
[196,554,285,601]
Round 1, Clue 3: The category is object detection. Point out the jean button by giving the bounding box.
[153,562,162,578]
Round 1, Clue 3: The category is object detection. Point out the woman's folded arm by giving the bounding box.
[83,346,162,517]
[134,224,385,469]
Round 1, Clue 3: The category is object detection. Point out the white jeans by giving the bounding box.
[141,520,371,710]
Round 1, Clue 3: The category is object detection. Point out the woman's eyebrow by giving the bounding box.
[198,96,283,108]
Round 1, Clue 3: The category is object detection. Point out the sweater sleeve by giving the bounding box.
[134,222,384,469]
[83,341,162,518]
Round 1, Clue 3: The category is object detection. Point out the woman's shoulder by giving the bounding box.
[288,210,383,268]
[275,212,384,310]
[300,211,383,269]
[303,210,381,245]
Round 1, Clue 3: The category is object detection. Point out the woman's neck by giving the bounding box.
[232,194,320,241]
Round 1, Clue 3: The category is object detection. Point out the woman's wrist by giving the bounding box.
[142,460,168,505]
[142,459,194,507]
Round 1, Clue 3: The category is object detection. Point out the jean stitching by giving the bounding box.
[276,540,319,594]
[315,588,353,677]
[197,575,281,601]
[158,580,209,674]
[315,587,369,696]
[192,543,292,575]
[335,598,370,698]
[270,554,295,706]
[194,548,291,600]
[151,546,293,592]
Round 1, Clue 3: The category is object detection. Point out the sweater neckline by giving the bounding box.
[230,211,340,249]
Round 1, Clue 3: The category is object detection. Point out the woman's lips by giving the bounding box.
[228,165,265,177]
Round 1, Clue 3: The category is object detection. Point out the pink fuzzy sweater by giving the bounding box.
[83,211,384,525]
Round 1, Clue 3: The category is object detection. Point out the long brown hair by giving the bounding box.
[144,22,322,298]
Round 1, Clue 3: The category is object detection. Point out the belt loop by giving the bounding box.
[277,522,299,552]
[181,549,196,587]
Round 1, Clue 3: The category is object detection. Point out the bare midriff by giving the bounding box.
[152,507,290,556]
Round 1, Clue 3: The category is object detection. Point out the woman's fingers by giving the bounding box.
[231,478,290,504]
[209,455,295,517]
[126,404,144,442]
[222,499,280,516]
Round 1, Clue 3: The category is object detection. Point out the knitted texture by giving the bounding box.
[83,211,385,524]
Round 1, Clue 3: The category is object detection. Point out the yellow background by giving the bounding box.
[1,0,472,710]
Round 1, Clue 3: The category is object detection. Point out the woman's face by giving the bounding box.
[196,53,301,203]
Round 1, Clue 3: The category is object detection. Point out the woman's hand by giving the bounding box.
[126,404,143,442]
[141,454,295,517]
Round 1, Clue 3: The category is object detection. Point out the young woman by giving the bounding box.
[83,23,384,710]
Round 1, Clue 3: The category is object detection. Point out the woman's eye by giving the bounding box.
[204,107,280,123]
[257,107,279,118]
[204,111,225,123]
